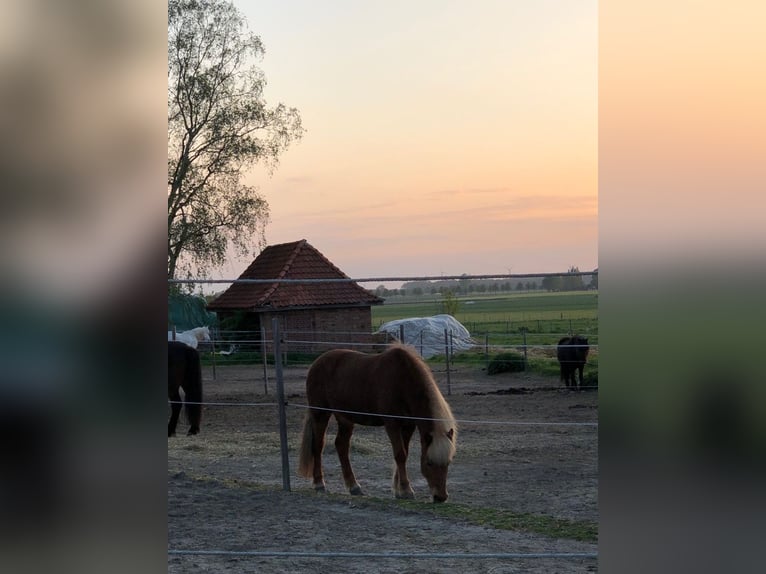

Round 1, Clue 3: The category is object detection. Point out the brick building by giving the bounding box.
[207,239,384,353]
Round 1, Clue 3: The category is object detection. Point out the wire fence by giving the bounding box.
[168,549,598,560]
[167,399,599,428]
[169,318,598,490]
[184,330,598,393]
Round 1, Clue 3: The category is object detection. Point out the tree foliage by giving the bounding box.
[541,275,563,292]
[167,0,304,280]
[562,266,586,291]
[441,289,460,316]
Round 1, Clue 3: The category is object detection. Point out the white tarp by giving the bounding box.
[376,314,474,358]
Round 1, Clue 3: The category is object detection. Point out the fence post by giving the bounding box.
[260,325,269,395]
[210,330,217,381]
[272,319,291,492]
[484,333,489,370]
[444,328,451,396]
[399,324,405,344]
[521,327,528,371]
[419,331,423,357]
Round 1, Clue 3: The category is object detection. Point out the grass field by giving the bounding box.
[370,290,598,383]
[373,290,598,339]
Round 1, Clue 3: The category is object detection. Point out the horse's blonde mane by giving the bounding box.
[426,391,457,465]
[388,343,457,465]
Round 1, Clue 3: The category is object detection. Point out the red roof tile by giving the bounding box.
[207,240,383,311]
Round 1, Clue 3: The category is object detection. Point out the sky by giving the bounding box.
[214,0,597,284]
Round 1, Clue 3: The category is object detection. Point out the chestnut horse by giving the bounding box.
[168,340,203,437]
[298,344,457,503]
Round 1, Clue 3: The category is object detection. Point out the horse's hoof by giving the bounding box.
[349,485,364,496]
[314,485,326,493]
[187,428,199,436]
[395,490,415,500]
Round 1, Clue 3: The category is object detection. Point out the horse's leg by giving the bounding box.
[310,412,331,492]
[168,386,182,437]
[384,422,415,499]
[577,364,584,390]
[334,418,363,495]
[391,424,417,498]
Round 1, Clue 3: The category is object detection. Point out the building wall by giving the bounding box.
[212,306,383,355]
[264,307,380,354]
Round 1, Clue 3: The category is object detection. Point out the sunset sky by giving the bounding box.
[215,0,597,283]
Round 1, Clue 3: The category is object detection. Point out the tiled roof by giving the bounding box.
[207,239,383,311]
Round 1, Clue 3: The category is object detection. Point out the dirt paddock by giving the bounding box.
[168,362,598,573]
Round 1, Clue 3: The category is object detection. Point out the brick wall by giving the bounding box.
[262,307,382,354]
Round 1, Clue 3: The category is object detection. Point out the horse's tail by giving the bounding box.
[298,413,315,478]
[184,348,203,430]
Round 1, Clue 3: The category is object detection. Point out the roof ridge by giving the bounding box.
[309,241,350,278]
[258,239,306,304]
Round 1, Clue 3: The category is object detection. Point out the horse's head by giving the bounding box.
[420,427,456,503]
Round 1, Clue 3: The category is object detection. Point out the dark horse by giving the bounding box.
[168,340,203,436]
[298,344,457,503]
[557,336,590,390]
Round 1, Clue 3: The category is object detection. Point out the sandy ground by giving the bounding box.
[168,362,598,573]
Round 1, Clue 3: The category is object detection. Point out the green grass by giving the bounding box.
[373,291,598,340]
[356,497,598,543]
[413,501,598,542]
[374,291,597,324]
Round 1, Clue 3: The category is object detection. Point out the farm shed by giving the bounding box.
[207,239,384,353]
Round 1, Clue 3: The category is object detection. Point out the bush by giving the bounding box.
[582,368,598,389]
[487,352,526,375]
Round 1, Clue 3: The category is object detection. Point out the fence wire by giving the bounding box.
[168,549,597,560]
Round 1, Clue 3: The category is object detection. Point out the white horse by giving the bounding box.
[168,326,211,349]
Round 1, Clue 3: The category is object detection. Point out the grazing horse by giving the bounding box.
[298,344,457,503]
[557,336,590,390]
[168,340,203,436]
[167,326,211,349]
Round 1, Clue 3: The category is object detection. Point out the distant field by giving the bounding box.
[204,290,598,379]
[370,290,598,379]
[372,291,598,331]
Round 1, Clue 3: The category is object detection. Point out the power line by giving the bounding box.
[169,271,597,285]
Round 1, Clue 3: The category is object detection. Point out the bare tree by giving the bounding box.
[168,0,303,280]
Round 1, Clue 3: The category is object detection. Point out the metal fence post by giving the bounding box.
[261,325,269,395]
[444,328,451,396]
[485,332,489,370]
[521,327,528,370]
[272,319,291,492]
[210,330,217,381]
